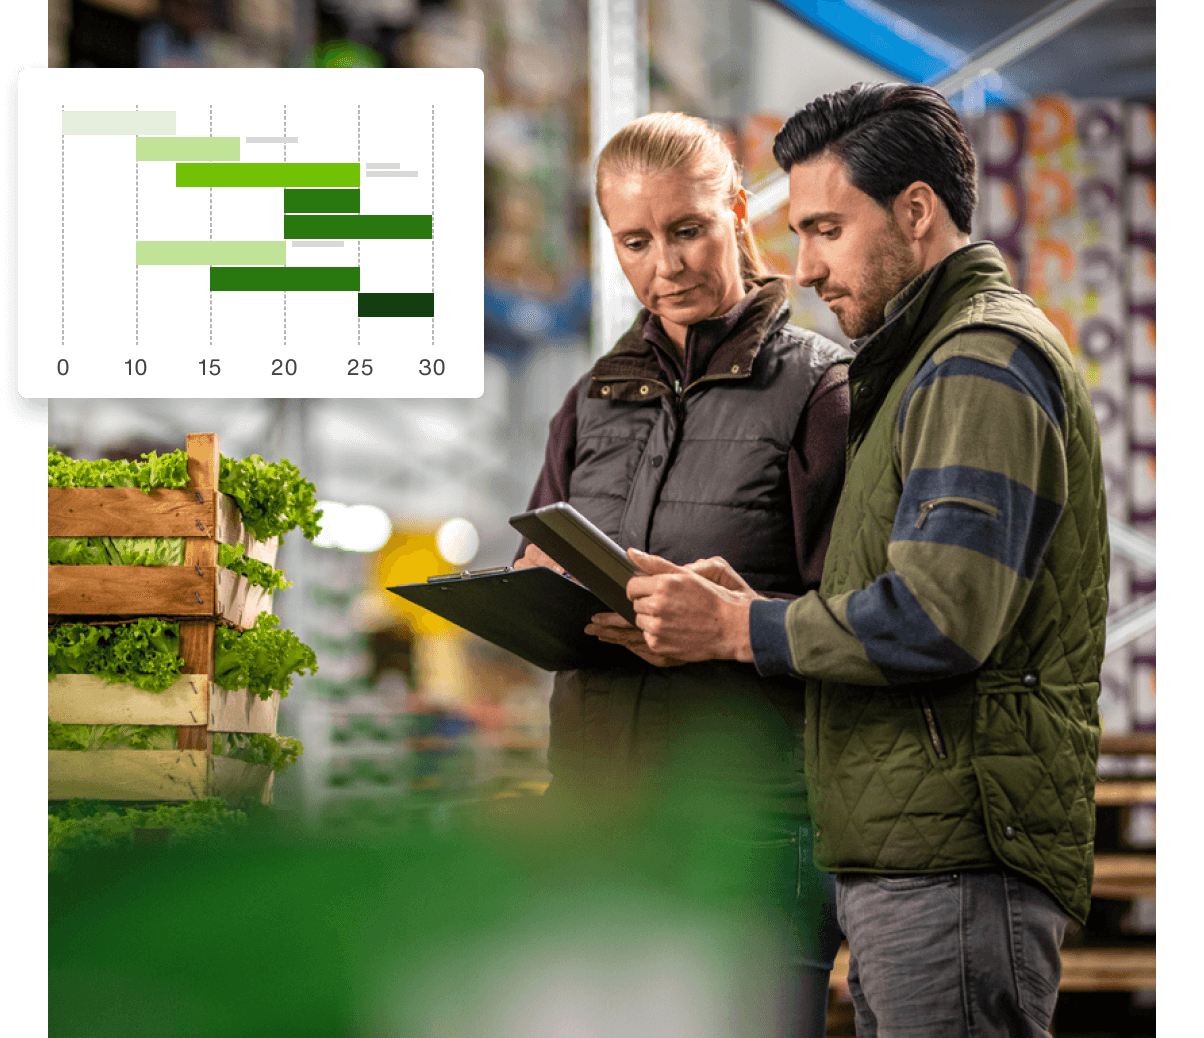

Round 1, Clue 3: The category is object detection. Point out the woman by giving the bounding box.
[516,112,850,1037]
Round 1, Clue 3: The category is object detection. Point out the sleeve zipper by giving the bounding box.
[915,496,1001,529]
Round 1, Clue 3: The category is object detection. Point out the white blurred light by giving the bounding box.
[340,505,394,552]
[313,500,393,552]
[312,501,347,549]
[436,518,480,566]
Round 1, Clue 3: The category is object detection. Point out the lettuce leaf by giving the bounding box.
[211,732,304,774]
[48,619,183,693]
[214,614,318,701]
[47,539,289,592]
[218,454,323,542]
[48,447,190,491]
[49,447,323,541]
[48,798,248,872]
[48,720,178,751]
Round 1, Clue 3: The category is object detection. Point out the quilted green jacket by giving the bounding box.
[771,244,1108,923]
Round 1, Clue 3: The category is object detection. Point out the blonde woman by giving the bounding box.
[516,112,850,1037]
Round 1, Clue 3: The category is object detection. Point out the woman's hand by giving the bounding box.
[585,612,688,668]
[513,543,567,575]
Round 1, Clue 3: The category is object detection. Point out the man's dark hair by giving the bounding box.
[773,83,977,234]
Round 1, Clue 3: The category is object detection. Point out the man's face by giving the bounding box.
[787,152,921,339]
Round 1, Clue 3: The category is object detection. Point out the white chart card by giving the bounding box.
[18,67,483,399]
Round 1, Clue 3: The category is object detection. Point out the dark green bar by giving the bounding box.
[210,267,361,291]
[284,215,432,239]
[358,293,435,317]
[176,163,359,187]
[284,189,361,213]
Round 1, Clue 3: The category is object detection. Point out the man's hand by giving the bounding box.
[623,548,759,663]
[681,555,755,595]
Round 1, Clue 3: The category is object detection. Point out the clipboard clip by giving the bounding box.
[427,566,513,583]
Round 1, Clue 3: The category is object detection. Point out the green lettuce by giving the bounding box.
[48,798,248,872]
[214,614,318,701]
[48,619,183,693]
[49,447,323,541]
[48,720,178,751]
[48,446,190,491]
[212,732,304,774]
[46,539,289,593]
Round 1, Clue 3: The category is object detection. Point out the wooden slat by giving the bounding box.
[179,433,218,753]
[1095,780,1157,807]
[48,568,216,616]
[216,568,274,629]
[1092,853,1156,899]
[1099,733,1156,756]
[830,944,1155,993]
[50,488,279,566]
[1060,947,1156,991]
[48,673,207,726]
[210,756,275,807]
[49,565,216,615]
[48,487,217,537]
[48,749,208,800]
[209,686,280,734]
[217,495,279,566]
[49,565,271,625]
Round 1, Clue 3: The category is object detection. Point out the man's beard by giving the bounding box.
[833,221,920,340]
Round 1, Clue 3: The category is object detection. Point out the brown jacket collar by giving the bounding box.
[588,278,792,402]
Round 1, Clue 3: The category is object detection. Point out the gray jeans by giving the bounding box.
[835,869,1069,1038]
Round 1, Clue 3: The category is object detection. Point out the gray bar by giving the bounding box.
[366,170,419,178]
[290,240,345,247]
[366,163,401,169]
[63,111,176,135]
[245,136,299,144]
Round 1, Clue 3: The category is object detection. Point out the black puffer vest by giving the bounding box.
[549,280,850,808]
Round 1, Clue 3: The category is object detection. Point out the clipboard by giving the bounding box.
[509,502,639,624]
[387,566,636,672]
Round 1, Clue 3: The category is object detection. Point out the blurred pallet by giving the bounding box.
[830,943,1155,993]
[1092,853,1155,899]
[1059,947,1156,991]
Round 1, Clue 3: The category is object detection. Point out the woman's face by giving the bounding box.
[600,167,746,346]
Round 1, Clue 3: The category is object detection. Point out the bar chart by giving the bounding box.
[17,67,483,398]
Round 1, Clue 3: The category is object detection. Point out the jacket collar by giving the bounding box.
[588,277,791,401]
[844,241,1016,446]
[850,241,1014,374]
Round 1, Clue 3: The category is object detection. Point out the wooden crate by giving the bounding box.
[47,433,286,806]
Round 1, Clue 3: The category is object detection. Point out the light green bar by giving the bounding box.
[62,111,176,135]
[136,241,286,265]
[137,137,239,161]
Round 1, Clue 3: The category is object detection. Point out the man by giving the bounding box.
[588,83,1109,1038]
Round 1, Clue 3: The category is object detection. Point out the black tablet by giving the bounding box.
[509,502,639,624]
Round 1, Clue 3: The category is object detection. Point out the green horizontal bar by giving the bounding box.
[284,189,361,213]
[176,163,359,187]
[283,215,432,239]
[358,293,434,318]
[63,111,175,135]
[137,241,285,265]
[211,267,360,291]
[137,137,240,161]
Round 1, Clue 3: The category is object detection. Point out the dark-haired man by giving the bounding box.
[588,83,1109,1037]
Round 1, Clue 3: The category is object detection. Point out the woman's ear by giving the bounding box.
[732,187,748,225]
